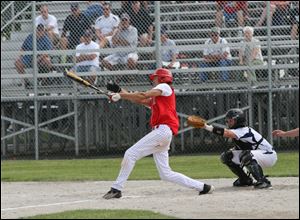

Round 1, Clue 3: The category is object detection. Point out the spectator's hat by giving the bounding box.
[37,24,45,31]
[210,27,220,35]
[121,13,130,21]
[70,2,79,10]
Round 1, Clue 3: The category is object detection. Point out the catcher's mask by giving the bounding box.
[225,108,246,129]
[149,68,173,83]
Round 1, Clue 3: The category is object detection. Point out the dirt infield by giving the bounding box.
[1,177,299,219]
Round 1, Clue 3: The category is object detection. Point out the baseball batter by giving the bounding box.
[103,68,214,199]
[203,108,277,189]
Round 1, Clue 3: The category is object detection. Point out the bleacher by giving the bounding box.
[1,1,299,102]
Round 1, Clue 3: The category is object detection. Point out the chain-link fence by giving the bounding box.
[1,1,299,160]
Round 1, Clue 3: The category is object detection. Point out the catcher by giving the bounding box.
[187,109,277,189]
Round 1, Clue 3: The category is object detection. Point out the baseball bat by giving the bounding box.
[64,69,110,97]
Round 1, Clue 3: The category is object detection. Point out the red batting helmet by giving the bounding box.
[149,68,173,83]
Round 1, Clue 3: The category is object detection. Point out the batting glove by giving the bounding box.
[110,93,121,102]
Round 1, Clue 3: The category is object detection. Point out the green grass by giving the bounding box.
[23,209,177,219]
[1,152,298,182]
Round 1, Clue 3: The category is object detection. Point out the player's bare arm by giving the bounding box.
[272,128,299,137]
[119,89,162,106]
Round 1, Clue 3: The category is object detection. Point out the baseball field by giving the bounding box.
[1,152,299,219]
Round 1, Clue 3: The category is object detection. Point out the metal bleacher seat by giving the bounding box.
[1,1,299,101]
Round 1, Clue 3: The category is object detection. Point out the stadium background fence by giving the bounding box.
[1,1,299,159]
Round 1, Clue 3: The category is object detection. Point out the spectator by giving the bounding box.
[72,30,100,84]
[60,3,90,63]
[35,5,60,47]
[199,27,232,81]
[139,33,153,47]
[83,1,104,26]
[161,27,180,69]
[290,2,299,40]
[128,1,154,42]
[272,128,299,137]
[215,1,249,35]
[95,3,120,48]
[15,24,53,76]
[239,26,264,86]
[138,33,155,70]
[102,13,138,70]
[287,1,299,65]
[256,1,291,27]
[121,1,151,14]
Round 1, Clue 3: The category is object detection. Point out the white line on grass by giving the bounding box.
[2,195,146,212]
[1,200,95,211]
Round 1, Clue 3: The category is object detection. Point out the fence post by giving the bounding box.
[11,2,15,32]
[74,99,79,156]
[266,1,273,145]
[154,1,161,68]
[32,1,39,160]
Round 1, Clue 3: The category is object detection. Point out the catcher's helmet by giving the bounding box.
[149,68,173,83]
[225,108,246,129]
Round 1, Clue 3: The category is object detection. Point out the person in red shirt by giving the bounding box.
[103,68,215,199]
[215,1,249,29]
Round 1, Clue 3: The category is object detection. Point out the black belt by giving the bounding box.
[263,151,273,154]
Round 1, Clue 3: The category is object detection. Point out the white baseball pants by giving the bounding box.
[231,150,277,168]
[111,124,204,192]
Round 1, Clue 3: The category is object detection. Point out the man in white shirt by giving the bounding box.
[200,27,232,81]
[73,30,100,84]
[161,27,180,69]
[102,13,138,70]
[95,3,120,48]
[35,5,60,46]
[239,26,264,85]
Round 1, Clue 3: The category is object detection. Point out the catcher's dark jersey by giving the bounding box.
[230,127,273,151]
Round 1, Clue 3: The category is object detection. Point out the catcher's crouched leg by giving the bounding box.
[240,151,272,189]
[220,150,253,187]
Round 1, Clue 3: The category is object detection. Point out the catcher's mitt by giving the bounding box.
[186,115,206,128]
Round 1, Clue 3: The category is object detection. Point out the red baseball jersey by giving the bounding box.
[149,84,179,135]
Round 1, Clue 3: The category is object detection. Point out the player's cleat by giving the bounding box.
[254,178,272,189]
[233,177,254,187]
[199,184,215,195]
[103,188,122,199]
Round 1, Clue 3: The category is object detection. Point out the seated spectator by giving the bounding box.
[83,1,104,26]
[102,13,138,70]
[138,33,155,70]
[15,24,53,76]
[60,3,90,63]
[239,26,264,85]
[256,1,291,27]
[35,5,60,47]
[95,3,120,48]
[160,27,180,69]
[121,1,151,14]
[139,33,153,47]
[128,1,154,42]
[72,30,100,84]
[290,2,299,40]
[215,1,249,34]
[199,27,232,81]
